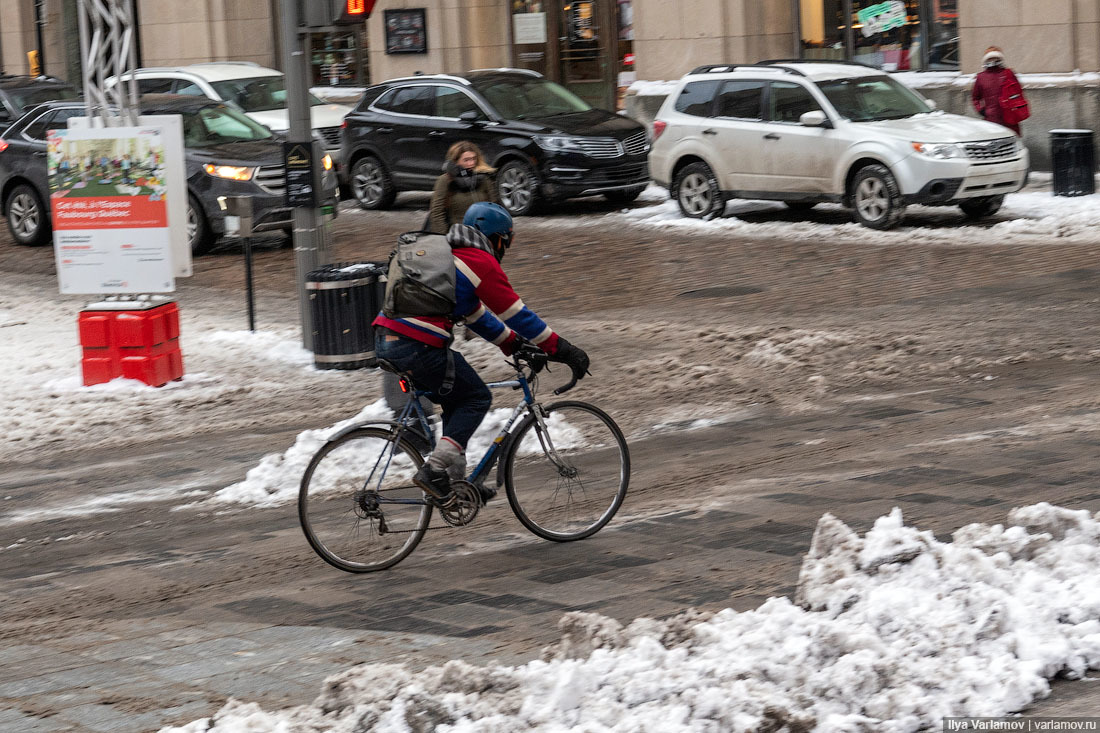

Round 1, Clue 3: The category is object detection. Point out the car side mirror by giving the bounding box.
[799,110,832,128]
[459,110,486,125]
[924,98,938,111]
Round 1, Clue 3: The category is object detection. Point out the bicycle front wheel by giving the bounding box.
[299,427,432,572]
[504,401,630,541]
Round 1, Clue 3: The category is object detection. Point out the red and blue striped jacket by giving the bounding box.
[372,225,560,355]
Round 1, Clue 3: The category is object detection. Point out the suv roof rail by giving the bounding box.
[688,63,807,77]
[384,73,470,85]
[189,61,263,67]
[468,67,542,77]
[759,58,880,70]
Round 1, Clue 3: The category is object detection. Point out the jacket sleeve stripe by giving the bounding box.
[530,326,553,345]
[499,299,525,320]
[455,258,481,287]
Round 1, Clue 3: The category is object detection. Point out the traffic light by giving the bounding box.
[302,0,376,28]
[334,0,374,24]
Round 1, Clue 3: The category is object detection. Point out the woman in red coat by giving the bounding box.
[971,47,1022,136]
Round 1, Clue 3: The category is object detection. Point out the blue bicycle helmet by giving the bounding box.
[463,202,514,262]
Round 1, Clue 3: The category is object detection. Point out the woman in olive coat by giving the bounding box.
[428,141,499,234]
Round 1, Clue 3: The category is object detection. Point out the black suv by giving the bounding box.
[0,74,79,134]
[0,95,337,253]
[341,69,650,215]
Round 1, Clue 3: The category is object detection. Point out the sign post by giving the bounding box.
[287,0,376,350]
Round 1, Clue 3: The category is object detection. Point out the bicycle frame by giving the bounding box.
[366,364,555,506]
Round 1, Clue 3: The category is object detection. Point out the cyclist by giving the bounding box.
[373,202,590,504]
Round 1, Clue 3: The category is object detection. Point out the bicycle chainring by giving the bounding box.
[437,480,480,527]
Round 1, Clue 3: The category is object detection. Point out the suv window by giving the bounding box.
[174,81,206,96]
[716,80,764,120]
[434,86,484,119]
[768,82,822,123]
[24,108,83,140]
[674,81,720,117]
[137,78,175,95]
[375,85,434,117]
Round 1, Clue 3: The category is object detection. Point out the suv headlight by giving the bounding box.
[204,164,255,181]
[533,135,585,153]
[911,142,966,160]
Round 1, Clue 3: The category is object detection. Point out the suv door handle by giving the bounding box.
[428,130,446,136]
[376,127,393,134]
[702,128,717,136]
[764,133,780,140]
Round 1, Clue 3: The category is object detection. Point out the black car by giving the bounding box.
[341,69,650,215]
[0,74,79,134]
[0,95,337,253]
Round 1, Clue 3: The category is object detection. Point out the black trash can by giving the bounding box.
[306,262,387,370]
[1051,129,1096,197]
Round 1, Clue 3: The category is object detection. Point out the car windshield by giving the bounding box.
[470,77,591,120]
[816,76,929,122]
[9,86,79,113]
[182,104,275,146]
[210,77,324,113]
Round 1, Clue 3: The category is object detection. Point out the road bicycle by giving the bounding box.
[298,352,631,572]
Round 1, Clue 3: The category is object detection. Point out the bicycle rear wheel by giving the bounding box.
[299,427,432,572]
[504,401,630,541]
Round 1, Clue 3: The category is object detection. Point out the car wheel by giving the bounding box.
[603,186,646,206]
[351,155,396,210]
[497,159,540,216]
[5,184,50,246]
[188,195,215,256]
[673,162,724,219]
[784,201,818,212]
[959,195,1004,219]
[850,164,906,230]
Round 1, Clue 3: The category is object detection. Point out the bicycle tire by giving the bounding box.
[504,401,630,542]
[299,427,432,572]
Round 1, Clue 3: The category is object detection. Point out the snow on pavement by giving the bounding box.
[160,503,1100,732]
[604,187,1100,245]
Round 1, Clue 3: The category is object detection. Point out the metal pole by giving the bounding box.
[34,0,46,74]
[278,0,322,351]
[244,236,256,331]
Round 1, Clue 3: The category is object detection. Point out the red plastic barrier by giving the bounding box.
[78,301,184,387]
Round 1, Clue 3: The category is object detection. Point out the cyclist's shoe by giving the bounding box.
[415,463,454,505]
[474,481,497,506]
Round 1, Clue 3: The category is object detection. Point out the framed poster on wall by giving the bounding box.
[384,8,428,54]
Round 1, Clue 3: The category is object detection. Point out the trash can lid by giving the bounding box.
[1050,129,1093,135]
[306,261,386,283]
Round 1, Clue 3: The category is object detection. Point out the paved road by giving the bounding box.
[2,194,1100,730]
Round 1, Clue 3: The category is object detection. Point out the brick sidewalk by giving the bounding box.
[3,361,1100,731]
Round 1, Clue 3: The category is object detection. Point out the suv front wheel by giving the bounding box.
[497,159,540,216]
[351,155,396,210]
[5,183,50,246]
[851,164,906,230]
[673,161,724,219]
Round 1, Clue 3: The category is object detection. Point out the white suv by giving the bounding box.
[107,62,352,177]
[649,61,1029,229]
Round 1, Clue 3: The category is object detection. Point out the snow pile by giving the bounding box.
[160,503,1100,732]
[612,190,1100,245]
[206,401,584,509]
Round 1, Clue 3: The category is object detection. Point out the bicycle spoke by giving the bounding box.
[506,402,629,541]
[299,428,432,572]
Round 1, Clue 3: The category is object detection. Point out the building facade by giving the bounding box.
[1,0,1097,108]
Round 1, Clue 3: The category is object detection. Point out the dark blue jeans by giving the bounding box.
[375,334,492,449]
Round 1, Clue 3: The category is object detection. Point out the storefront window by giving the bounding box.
[511,1,549,77]
[798,0,958,71]
[308,30,369,87]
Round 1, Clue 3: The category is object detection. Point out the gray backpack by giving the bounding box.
[382,231,456,319]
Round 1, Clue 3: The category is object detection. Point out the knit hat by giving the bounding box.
[982,47,1005,65]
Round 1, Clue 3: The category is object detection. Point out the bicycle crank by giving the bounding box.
[437,480,480,527]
